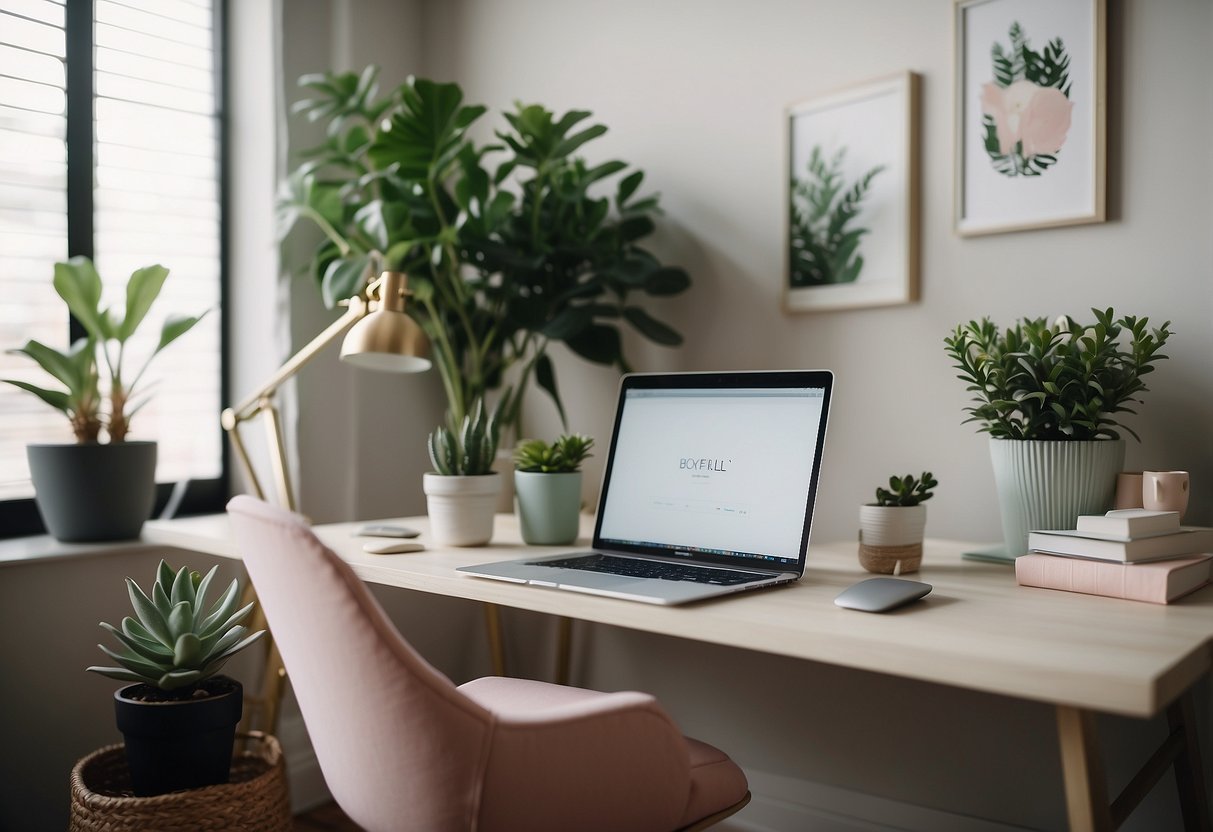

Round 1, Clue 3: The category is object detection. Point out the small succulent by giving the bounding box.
[514,434,594,473]
[427,397,502,476]
[87,560,265,693]
[874,472,938,507]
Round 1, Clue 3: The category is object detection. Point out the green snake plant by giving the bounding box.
[427,397,503,476]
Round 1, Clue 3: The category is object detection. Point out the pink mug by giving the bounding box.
[1142,471,1189,521]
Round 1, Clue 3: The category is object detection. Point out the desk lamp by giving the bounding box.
[222,270,430,512]
[220,269,430,731]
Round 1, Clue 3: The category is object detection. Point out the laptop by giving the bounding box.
[458,370,833,605]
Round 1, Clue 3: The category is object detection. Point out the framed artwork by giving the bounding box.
[785,72,919,313]
[954,0,1106,235]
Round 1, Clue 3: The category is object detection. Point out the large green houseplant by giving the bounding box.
[2,258,205,541]
[87,560,266,796]
[278,67,690,430]
[944,309,1172,559]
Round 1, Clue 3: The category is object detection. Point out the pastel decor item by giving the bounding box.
[858,505,926,574]
[515,471,582,545]
[1143,471,1190,521]
[1114,472,1145,510]
[988,439,1125,559]
[423,473,501,546]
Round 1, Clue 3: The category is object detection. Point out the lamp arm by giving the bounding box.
[221,295,371,509]
[226,296,370,423]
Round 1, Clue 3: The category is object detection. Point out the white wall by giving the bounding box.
[255,1,1213,829]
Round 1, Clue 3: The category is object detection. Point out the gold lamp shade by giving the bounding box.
[339,271,431,373]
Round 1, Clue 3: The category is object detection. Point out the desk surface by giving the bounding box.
[144,513,1213,719]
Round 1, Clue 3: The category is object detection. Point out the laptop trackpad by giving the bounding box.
[544,571,641,592]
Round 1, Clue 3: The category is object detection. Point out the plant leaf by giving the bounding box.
[118,265,170,341]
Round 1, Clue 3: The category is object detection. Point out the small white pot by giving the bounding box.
[858,504,927,547]
[423,472,501,546]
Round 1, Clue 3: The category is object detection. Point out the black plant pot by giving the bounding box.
[27,441,156,542]
[114,676,243,796]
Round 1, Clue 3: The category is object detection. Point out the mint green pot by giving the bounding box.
[989,438,1124,558]
[514,471,582,545]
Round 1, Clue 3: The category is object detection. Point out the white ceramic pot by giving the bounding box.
[515,470,582,545]
[423,472,501,546]
[858,504,927,547]
[989,438,1124,558]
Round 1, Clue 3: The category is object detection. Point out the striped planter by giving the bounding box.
[989,439,1124,558]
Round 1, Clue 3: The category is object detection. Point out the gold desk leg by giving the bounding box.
[1168,691,1212,831]
[236,582,287,737]
[484,603,507,677]
[1057,705,1113,832]
[555,616,573,686]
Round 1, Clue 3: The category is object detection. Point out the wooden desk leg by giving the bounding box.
[1167,691,1212,831]
[1057,705,1113,832]
[555,616,573,686]
[484,603,507,677]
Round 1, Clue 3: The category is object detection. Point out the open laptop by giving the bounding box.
[458,370,833,605]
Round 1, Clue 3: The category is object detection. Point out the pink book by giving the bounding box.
[1015,553,1213,604]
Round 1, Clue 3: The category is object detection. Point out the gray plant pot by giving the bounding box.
[27,441,157,542]
[988,438,1124,559]
[515,470,582,545]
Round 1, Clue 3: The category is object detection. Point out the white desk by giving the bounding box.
[144,513,1213,831]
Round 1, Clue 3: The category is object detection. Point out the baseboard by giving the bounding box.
[726,769,1034,832]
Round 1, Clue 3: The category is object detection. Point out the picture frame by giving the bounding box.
[784,72,919,313]
[954,0,1106,236]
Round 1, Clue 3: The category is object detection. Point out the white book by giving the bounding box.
[1028,527,1213,563]
[1074,509,1181,540]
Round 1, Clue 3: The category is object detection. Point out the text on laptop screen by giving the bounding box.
[597,386,826,566]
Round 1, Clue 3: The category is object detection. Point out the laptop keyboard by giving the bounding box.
[532,554,771,586]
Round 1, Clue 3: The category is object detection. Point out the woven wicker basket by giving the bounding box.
[69,731,291,832]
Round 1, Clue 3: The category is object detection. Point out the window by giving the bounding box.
[0,0,226,536]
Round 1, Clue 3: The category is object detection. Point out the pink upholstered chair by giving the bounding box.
[226,495,750,832]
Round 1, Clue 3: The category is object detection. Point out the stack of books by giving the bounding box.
[1016,509,1213,604]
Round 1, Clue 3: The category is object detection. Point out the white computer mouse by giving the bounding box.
[834,577,932,613]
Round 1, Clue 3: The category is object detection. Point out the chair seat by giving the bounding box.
[459,676,749,829]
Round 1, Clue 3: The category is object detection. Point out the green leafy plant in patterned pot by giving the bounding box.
[944,308,1172,559]
[513,434,594,545]
[87,560,266,796]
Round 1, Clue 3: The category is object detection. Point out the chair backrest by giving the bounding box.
[226,496,493,832]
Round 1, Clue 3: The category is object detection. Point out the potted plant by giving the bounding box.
[513,434,595,545]
[86,560,266,796]
[2,258,205,541]
[424,397,504,546]
[278,68,690,432]
[858,472,937,574]
[944,309,1172,559]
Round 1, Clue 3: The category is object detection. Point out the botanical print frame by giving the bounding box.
[954,0,1106,235]
[785,72,919,313]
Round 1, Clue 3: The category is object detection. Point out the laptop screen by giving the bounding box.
[594,371,832,571]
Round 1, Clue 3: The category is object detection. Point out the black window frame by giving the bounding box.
[0,0,230,538]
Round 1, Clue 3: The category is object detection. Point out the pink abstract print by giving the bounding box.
[980,22,1073,177]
